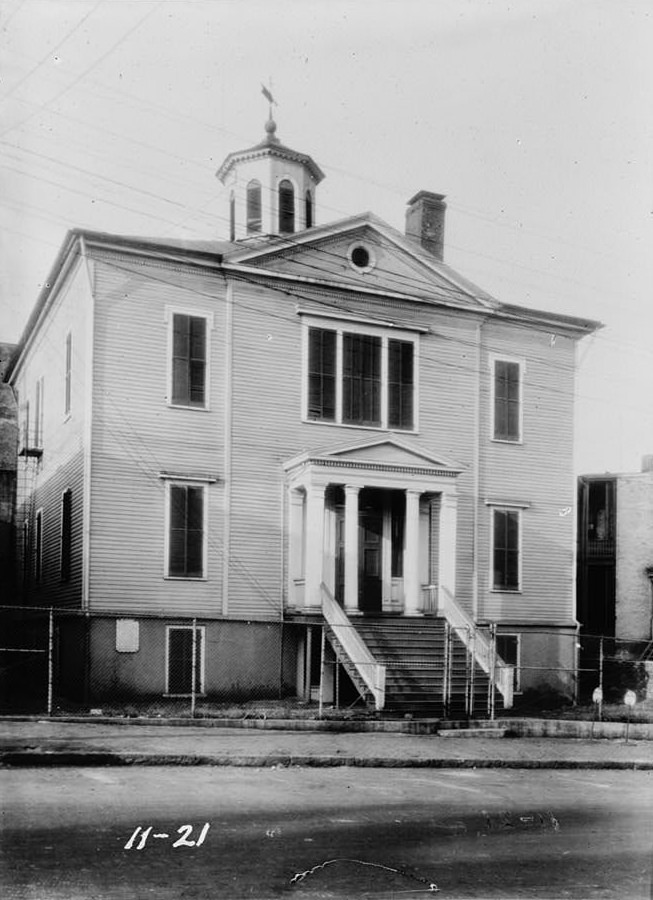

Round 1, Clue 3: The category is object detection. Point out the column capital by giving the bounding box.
[344,483,361,496]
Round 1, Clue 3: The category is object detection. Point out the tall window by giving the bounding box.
[307,328,336,421]
[229,192,235,241]
[61,489,72,581]
[388,340,414,430]
[167,484,205,578]
[171,314,207,408]
[492,508,520,591]
[307,325,416,430]
[34,377,44,447]
[343,333,381,426]
[305,190,313,229]
[278,179,295,233]
[167,625,204,695]
[246,180,262,233]
[493,359,521,441]
[35,509,43,582]
[64,332,72,416]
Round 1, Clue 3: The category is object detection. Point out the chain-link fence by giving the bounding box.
[1,604,651,719]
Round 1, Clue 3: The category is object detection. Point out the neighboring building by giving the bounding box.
[0,342,18,599]
[577,460,653,644]
[4,118,601,713]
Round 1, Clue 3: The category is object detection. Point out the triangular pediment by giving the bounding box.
[284,437,464,476]
[225,214,496,310]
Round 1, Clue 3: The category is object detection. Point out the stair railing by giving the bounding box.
[438,587,514,709]
[320,582,386,711]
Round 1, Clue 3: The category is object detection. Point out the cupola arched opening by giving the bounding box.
[247,180,262,233]
[279,179,295,234]
[305,190,313,229]
[229,191,235,241]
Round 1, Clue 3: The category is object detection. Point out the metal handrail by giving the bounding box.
[439,586,514,708]
[320,582,386,711]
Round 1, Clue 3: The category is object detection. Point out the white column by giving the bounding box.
[344,484,360,615]
[288,488,305,608]
[403,490,421,615]
[438,491,458,603]
[304,484,326,611]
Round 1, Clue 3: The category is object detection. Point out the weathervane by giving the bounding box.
[261,80,277,118]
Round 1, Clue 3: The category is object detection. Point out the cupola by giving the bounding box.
[216,117,325,242]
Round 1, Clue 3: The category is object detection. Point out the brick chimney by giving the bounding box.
[642,454,653,473]
[405,191,447,261]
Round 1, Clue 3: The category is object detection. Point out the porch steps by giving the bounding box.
[353,617,504,717]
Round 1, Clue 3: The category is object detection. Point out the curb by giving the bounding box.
[1,751,652,770]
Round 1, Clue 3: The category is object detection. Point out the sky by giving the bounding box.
[1,0,652,475]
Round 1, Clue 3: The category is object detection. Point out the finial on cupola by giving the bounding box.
[261,83,279,145]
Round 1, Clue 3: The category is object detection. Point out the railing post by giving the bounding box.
[469,628,476,719]
[598,635,604,722]
[488,623,497,720]
[191,618,197,718]
[47,607,54,717]
[318,625,326,718]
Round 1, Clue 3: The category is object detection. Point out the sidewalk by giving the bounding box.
[1,718,651,769]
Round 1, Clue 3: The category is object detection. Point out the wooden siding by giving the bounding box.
[87,255,226,616]
[226,279,482,619]
[11,258,92,608]
[478,322,577,625]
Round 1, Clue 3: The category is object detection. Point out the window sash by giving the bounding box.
[61,490,72,581]
[278,180,295,233]
[246,181,262,233]
[35,510,43,582]
[494,360,520,441]
[172,315,206,407]
[492,508,520,590]
[307,327,415,430]
[168,485,204,577]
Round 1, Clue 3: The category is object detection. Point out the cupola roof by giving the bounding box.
[216,117,325,184]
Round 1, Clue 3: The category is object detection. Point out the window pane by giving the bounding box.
[388,340,414,429]
[343,333,381,426]
[308,328,336,420]
[493,509,519,590]
[494,361,520,440]
[61,490,72,581]
[168,485,204,577]
[279,179,295,233]
[305,191,313,228]
[172,315,206,407]
[247,180,262,233]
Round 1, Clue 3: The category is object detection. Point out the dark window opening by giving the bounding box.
[343,333,381,426]
[172,314,206,407]
[229,192,235,241]
[61,489,72,582]
[169,485,204,578]
[35,510,43,583]
[494,360,520,441]
[279,179,295,233]
[350,245,370,269]
[493,508,519,590]
[167,627,203,694]
[305,190,313,229]
[308,328,336,421]
[391,492,405,578]
[246,180,262,233]
[388,339,414,429]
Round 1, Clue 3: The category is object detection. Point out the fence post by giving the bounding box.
[191,618,197,719]
[488,623,497,720]
[47,607,54,717]
[318,625,326,718]
[598,635,604,722]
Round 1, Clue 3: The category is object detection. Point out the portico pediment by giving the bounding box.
[284,437,464,487]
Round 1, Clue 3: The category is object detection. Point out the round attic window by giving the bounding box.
[348,243,375,273]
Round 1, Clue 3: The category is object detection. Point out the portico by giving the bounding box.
[284,438,463,617]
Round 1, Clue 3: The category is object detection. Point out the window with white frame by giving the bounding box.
[168,312,210,409]
[492,358,522,442]
[34,376,44,447]
[166,625,205,695]
[305,321,417,430]
[496,633,521,692]
[166,482,206,578]
[491,507,521,591]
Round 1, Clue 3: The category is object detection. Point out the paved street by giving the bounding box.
[2,767,651,899]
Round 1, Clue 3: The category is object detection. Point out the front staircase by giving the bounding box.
[320,583,512,718]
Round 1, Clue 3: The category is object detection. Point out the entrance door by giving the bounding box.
[359,500,383,613]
